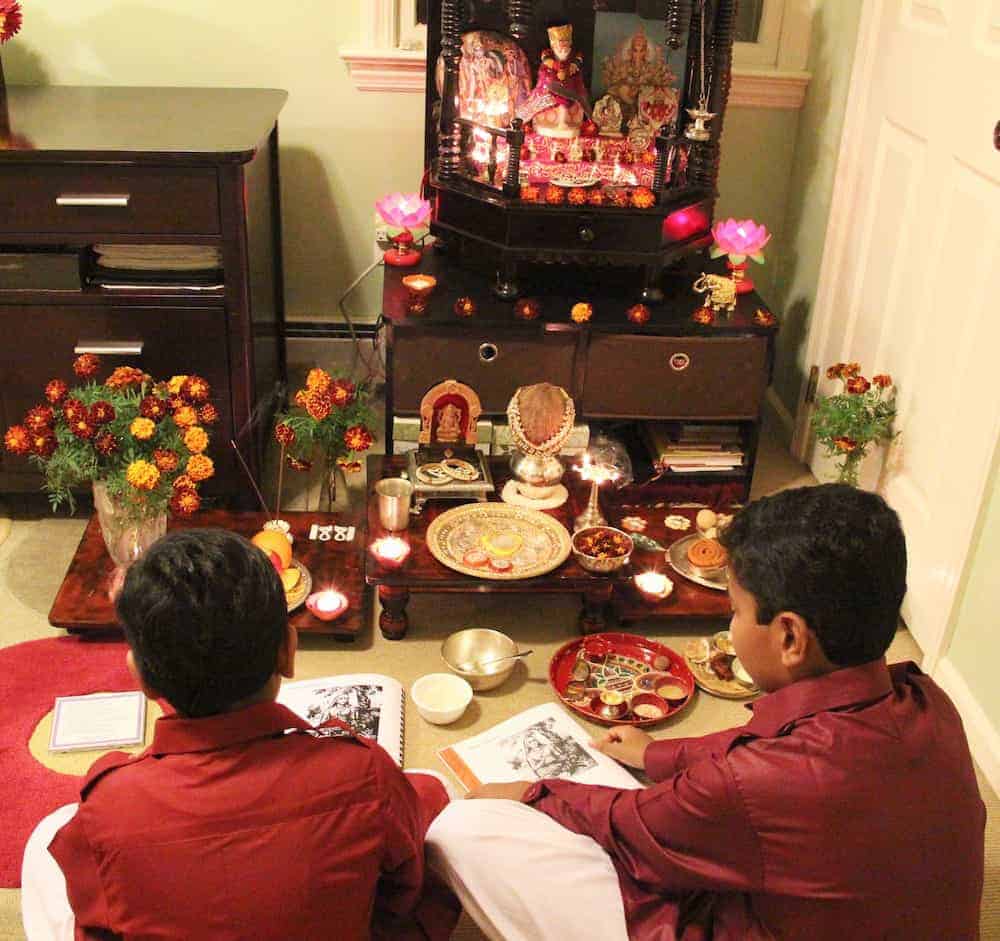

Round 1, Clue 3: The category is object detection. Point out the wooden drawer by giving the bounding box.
[0,165,220,235]
[507,210,661,253]
[582,334,768,419]
[392,328,578,413]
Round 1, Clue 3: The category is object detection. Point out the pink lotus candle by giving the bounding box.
[370,535,411,569]
[634,571,673,603]
[306,589,349,622]
[709,217,771,294]
[376,192,432,268]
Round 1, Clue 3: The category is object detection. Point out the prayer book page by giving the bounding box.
[49,691,146,752]
[439,702,641,791]
[277,674,405,766]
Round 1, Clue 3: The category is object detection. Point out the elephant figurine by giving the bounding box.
[692,273,737,314]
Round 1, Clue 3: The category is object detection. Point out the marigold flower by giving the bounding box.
[286,456,312,472]
[692,307,715,325]
[305,390,333,422]
[130,417,156,441]
[609,188,630,207]
[94,433,119,456]
[183,426,209,454]
[826,364,844,380]
[72,353,101,380]
[846,376,871,395]
[293,389,309,408]
[842,362,861,378]
[545,185,566,206]
[172,474,196,491]
[186,454,214,482]
[90,401,116,425]
[306,368,333,393]
[70,417,95,440]
[31,431,57,458]
[343,424,374,453]
[154,449,180,473]
[139,395,168,422]
[568,188,588,206]
[587,189,605,207]
[0,1,24,44]
[167,394,185,413]
[105,366,148,390]
[4,425,30,455]
[126,459,161,491]
[630,186,656,209]
[180,375,211,404]
[873,374,892,389]
[330,379,356,407]
[198,403,220,425]
[167,375,188,395]
[520,184,541,204]
[833,436,858,453]
[170,487,201,516]
[570,302,593,324]
[24,405,55,434]
[336,458,362,474]
[44,379,69,406]
[172,405,199,429]
[274,423,296,447]
[62,398,88,424]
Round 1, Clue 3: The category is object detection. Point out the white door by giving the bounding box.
[800,0,1000,668]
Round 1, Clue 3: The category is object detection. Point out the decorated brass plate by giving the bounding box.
[426,503,572,580]
[284,559,312,613]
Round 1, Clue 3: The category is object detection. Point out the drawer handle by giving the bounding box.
[74,340,144,357]
[56,194,131,208]
[669,352,691,372]
[478,342,499,364]
[578,226,596,243]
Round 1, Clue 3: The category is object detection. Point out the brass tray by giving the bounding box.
[284,559,312,612]
[667,533,728,591]
[426,503,572,580]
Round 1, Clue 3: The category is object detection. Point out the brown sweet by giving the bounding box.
[709,650,734,681]
[687,538,728,570]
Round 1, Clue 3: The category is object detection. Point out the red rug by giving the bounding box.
[0,636,133,887]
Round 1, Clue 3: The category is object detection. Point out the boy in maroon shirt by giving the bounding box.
[22,529,457,941]
[427,484,987,940]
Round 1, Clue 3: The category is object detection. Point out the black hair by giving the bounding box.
[719,484,907,667]
[116,528,288,718]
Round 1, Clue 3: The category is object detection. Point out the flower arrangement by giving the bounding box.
[3,354,215,517]
[811,363,897,486]
[273,368,375,507]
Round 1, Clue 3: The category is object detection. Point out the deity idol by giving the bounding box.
[602,28,673,120]
[516,22,591,139]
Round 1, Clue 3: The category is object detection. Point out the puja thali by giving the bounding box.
[426,502,572,580]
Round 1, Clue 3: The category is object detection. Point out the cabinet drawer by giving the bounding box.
[392,328,577,413]
[507,210,660,253]
[583,334,768,419]
[0,165,220,235]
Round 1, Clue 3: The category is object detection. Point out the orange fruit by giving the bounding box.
[280,566,301,593]
[251,530,292,570]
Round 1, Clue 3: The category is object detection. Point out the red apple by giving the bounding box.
[268,551,285,573]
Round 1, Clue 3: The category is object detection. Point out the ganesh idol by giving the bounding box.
[516,22,590,139]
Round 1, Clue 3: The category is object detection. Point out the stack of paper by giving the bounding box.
[89,244,224,290]
[645,422,745,473]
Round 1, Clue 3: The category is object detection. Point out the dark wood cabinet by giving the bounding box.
[0,86,287,503]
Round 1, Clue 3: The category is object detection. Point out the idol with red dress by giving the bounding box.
[517,21,591,139]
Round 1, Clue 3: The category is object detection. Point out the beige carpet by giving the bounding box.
[0,413,996,940]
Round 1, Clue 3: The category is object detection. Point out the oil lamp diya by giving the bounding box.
[401,274,437,315]
[305,588,350,622]
[634,570,673,603]
[573,454,619,532]
[370,535,411,569]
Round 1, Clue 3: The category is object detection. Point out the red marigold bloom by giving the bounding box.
[154,449,180,473]
[180,375,211,404]
[139,395,168,422]
[826,364,843,380]
[198,403,220,425]
[846,376,871,395]
[44,379,68,406]
[293,389,309,408]
[692,307,715,325]
[305,390,333,422]
[343,424,374,453]
[105,366,148,389]
[94,432,119,456]
[24,405,55,434]
[274,423,296,447]
[62,398,88,424]
[167,394,185,413]
[170,487,201,516]
[330,379,356,407]
[4,425,30,455]
[833,436,858,452]
[305,368,333,393]
[842,362,861,378]
[70,417,96,440]
[630,187,656,209]
[90,401,116,426]
[73,353,101,380]
[31,431,57,458]
[873,374,892,389]
[0,1,23,44]
[286,456,313,472]
[172,405,199,429]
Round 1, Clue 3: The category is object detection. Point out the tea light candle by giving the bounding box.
[306,589,349,622]
[370,535,411,569]
[634,571,673,603]
[401,274,437,314]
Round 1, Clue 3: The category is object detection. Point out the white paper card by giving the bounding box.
[49,691,147,752]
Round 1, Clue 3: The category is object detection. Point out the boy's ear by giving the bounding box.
[277,622,297,680]
[775,612,812,670]
[126,649,162,701]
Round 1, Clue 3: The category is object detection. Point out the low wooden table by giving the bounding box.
[49,510,367,640]
[366,456,731,639]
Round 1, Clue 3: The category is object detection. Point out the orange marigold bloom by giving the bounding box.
[305,390,333,422]
[170,487,201,516]
[846,376,871,395]
[833,436,858,453]
[587,189,605,207]
[186,454,214,482]
[180,375,211,404]
[173,405,199,429]
[336,457,362,474]
[167,375,188,395]
[343,424,374,453]
[139,395,168,422]
[330,379,356,407]
[293,389,309,408]
[274,423,296,447]
[95,433,119,457]
[106,366,147,389]
[570,302,593,324]
[873,374,892,389]
[520,184,541,204]
[70,417,95,440]
[45,379,69,406]
[630,186,656,209]
[4,425,30,455]
[692,307,715,325]
[62,398,88,424]
[130,417,156,441]
[306,368,333,393]
[172,474,196,491]
[183,426,209,454]
[154,449,180,472]
[73,353,101,380]
[198,403,220,425]
[545,185,565,206]
[126,459,161,491]
[567,188,588,206]
[842,362,861,378]
[0,1,23,44]
[31,431,57,458]
[90,401,116,426]
[24,405,55,434]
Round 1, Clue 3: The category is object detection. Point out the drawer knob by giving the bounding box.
[669,352,691,372]
[478,342,499,364]
[578,226,596,243]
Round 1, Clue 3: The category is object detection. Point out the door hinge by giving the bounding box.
[805,365,819,404]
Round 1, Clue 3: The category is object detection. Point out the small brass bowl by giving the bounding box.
[441,628,519,692]
[571,526,633,574]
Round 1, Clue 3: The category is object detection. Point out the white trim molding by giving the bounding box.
[729,68,811,110]
[340,49,427,94]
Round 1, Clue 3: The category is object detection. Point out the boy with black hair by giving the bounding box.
[22,529,457,941]
[427,484,986,940]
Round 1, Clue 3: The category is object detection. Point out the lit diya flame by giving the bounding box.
[634,571,673,603]
[306,589,349,622]
[370,536,411,568]
[575,454,619,485]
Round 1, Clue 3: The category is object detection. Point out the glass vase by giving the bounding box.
[836,451,863,487]
[92,482,168,597]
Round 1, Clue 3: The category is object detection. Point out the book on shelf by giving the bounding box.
[277,674,405,766]
[438,702,641,792]
[644,422,745,473]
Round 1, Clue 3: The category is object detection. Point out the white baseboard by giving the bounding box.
[765,388,795,443]
[933,656,1000,796]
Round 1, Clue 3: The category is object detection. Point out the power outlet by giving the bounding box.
[375,225,390,244]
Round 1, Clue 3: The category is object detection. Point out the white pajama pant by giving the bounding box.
[426,799,629,941]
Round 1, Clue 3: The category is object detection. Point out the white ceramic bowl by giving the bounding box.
[411,673,473,725]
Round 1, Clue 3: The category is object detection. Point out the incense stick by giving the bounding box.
[229,439,272,517]
[275,443,286,520]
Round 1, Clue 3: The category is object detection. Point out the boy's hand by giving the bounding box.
[464,781,534,801]
[590,727,654,769]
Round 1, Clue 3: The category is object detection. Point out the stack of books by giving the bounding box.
[88,245,224,291]
[645,422,745,474]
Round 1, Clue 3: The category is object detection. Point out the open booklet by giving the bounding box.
[439,702,641,792]
[277,674,405,766]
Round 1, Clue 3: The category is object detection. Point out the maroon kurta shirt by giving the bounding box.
[525,661,985,940]
[50,701,456,941]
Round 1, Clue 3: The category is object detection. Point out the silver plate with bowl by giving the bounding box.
[667,534,728,591]
[441,628,521,691]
